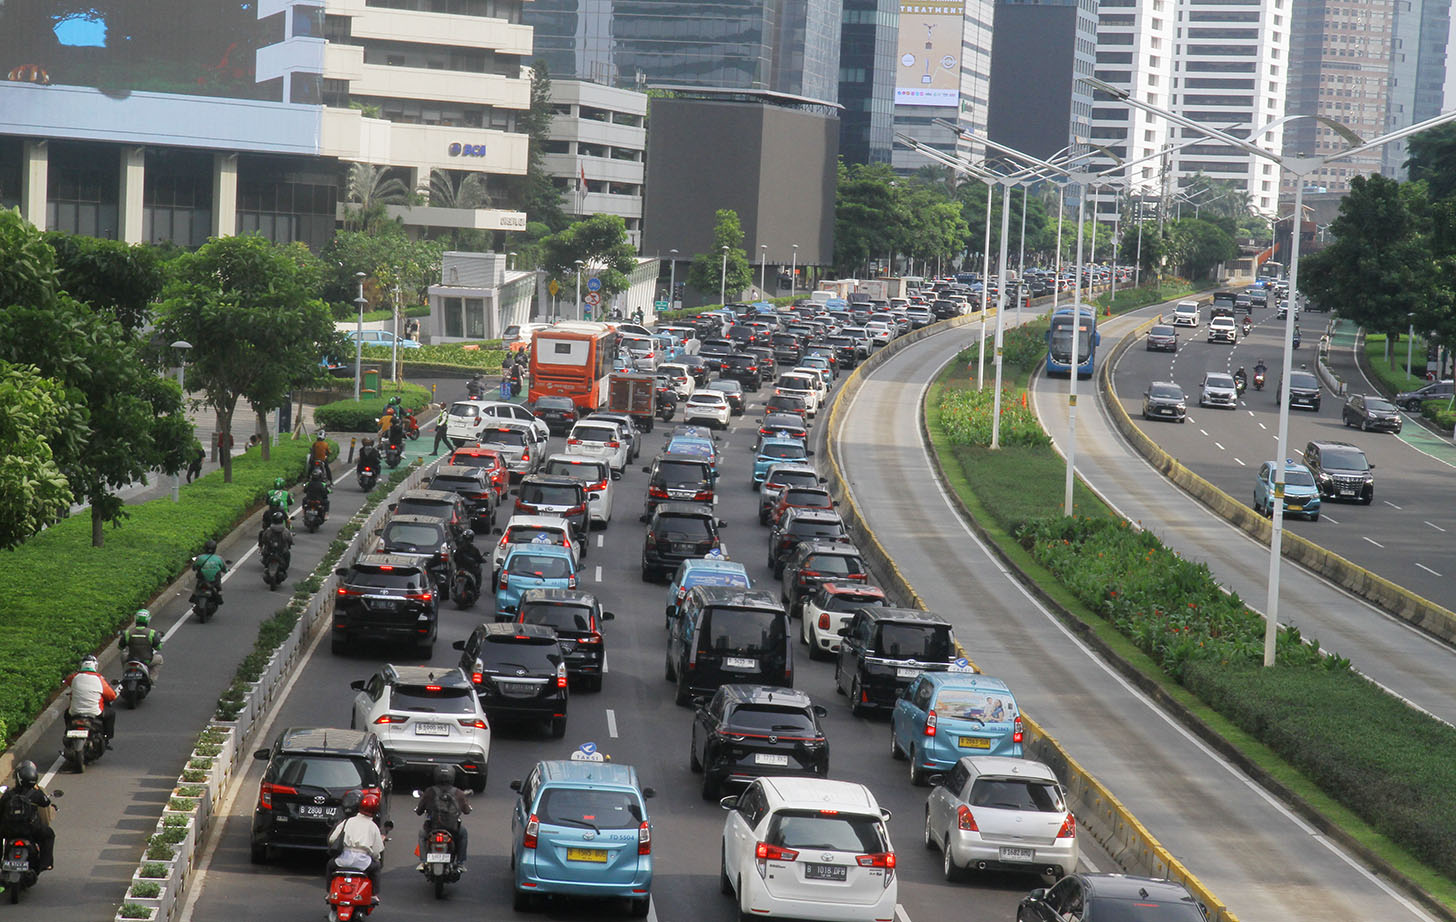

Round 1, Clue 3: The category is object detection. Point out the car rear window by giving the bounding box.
[349,568,426,590]
[392,686,476,714]
[655,516,713,540]
[761,443,807,460]
[657,461,712,485]
[481,634,560,669]
[934,688,1017,721]
[430,476,483,493]
[727,705,816,735]
[382,523,444,548]
[451,403,481,418]
[395,499,454,520]
[822,593,883,612]
[484,430,527,448]
[703,608,784,652]
[788,520,845,540]
[449,454,500,471]
[519,602,594,632]
[544,460,607,481]
[874,623,952,660]
[968,777,1062,812]
[572,425,617,442]
[537,396,575,410]
[505,526,565,546]
[765,811,887,853]
[506,553,573,578]
[521,484,582,506]
[804,553,864,576]
[784,489,830,506]
[267,755,368,789]
[768,470,819,489]
[537,788,642,829]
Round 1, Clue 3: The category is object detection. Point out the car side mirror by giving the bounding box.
[350,680,365,691]
[1369,463,1376,470]
[812,705,828,718]
[388,502,398,513]
[509,780,522,792]
[1026,888,1048,903]
[879,808,893,821]
[927,773,946,787]
[692,696,708,709]
[642,787,657,799]
[718,795,740,811]
[335,568,349,578]
[611,471,622,481]
[253,748,271,761]
[642,465,652,473]
[806,449,816,456]
[818,476,827,483]
[451,640,466,651]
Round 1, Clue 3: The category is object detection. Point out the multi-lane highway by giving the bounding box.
[1110,307,1455,601]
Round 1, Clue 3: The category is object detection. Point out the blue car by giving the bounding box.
[496,545,579,614]
[509,757,655,915]
[891,671,1023,784]
[1254,459,1321,521]
[752,437,812,485]
[663,558,750,628]
[665,435,719,467]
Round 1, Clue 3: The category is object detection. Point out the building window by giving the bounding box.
[443,297,463,338]
[46,144,120,239]
[465,298,487,338]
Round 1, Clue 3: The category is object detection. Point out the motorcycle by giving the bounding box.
[418,816,462,898]
[1234,375,1248,396]
[62,714,105,773]
[262,544,289,591]
[357,465,379,492]
[0,787,61,903]
[1292,331,1302,349]
[325,823,391,922]
[119,659,151,709]
[1253,370,1267,391]
[1242,318,1252,336]
[385,441,403,469]
[404,414,421,441]
[189,559,231,622]
[451,568,480,610]
[303,498,327,533]
[656,390,678,422]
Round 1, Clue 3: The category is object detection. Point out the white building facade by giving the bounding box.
[891,0,998,171]
[541,80,647,246]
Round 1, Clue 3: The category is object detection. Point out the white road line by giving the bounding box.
[1323,514,1339,524]
[1258,422,1267,430]
[606,708,619,738]
[1247,410,1255,417]
[1214,442,1226,451]
[1234,458,1245,466]
[1383,500,1402,510]
[594,564,603,582]
[1080,853,1101,873]
[1426,521,1447,532]
[1199,428,1209,436]
[597,534,605,547]
[1416,563,1442,577]
[895,905,912,922]
[1362,536,1385,549]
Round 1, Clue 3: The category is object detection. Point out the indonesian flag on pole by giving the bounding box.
[579,164,587,189]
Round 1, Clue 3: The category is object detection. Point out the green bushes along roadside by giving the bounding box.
[312,382,432,432]
[361,342,508,376]
[1094,278,1197,316]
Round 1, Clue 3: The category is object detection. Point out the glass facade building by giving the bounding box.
[838,0,898,163]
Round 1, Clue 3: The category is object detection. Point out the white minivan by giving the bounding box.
[541,454,617,525]
[1172,300,1201,327]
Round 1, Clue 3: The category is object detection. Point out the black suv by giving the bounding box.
[826,335,859,369]
[721,353,764,391]
[768,509,849,575]
[642,453,718,519]
[780,540,868,615]
[454,622,568,737]
[772,333,803,367]
[744,345,778,380]
[1395,379,1454,411]
[376,514,457,600]
[690,684,829,800]
[393,488,468,539]
[1276,370,1322,411]
[514,474,589,539]
[698,340,736,373]
[532,395,579,435]
[641,502,724,581]
[1304,440,1375,504]
[512,589,614,691]
[834,608,956,714]
[426,465,496,531]
[249,727,391,863]
[332,554,438,656]
[667,587,792,705]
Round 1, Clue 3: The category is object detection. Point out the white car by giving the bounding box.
[775,373,821,416]
[492,515,583,575]
[1207,316,1238,343]
[864,321,894,347]
[800,583,888,660]
[924,756,1079,881]
[350,665,490,792]
[1172,300,1200,327]
[541,453,616,526]
[446,400,549,448]
[657,363,697,398]
[721,777,897,922]
[790,366,830,405]
[475,400,550,442]
[684,392,733,429]
[566,419,631,473]
[1199,372,1239,409]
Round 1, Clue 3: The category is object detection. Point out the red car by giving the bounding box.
[448,446,509,503]
[769,485,835,526]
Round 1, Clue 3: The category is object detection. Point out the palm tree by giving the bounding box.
[345,163,409,230]
[428,170,492,210]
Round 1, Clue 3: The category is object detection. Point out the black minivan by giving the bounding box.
[666,587,791,706]
[834,607,956,715]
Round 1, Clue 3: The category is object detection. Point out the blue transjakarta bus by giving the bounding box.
[1045,307,1100,377]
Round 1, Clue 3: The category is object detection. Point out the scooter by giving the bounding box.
[262,545,289,591]
[0,788,61,903]
[303,498,327,533]
[61,714,105,773]
[385,440,403,469]
[451,568,480,610]
[189,559,231,622]
[119,659,151,709]
[404,414,421,441]
[1253,371,1266,391]
[1242,318,1252,336]
[419,822,463,899]
[357,465,379,492]
[325,822,392,921]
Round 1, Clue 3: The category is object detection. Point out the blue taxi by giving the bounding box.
[496,544,579,615]
[1254,459,1322,522]
[663,557,751,628]
[665,435,720,468]
[890,670,1023,785]
[509,754,655,915]
[752,437,812,486]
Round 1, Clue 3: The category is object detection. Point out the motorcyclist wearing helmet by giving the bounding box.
[192,539,229,607]
[1233,365,1247,392]
[455,529,484,589]
[357,438,382,477]
[261,521,293,573]
[64,656,117,748]
[310,430,332,480]
[260,478,293,547]
[303,467,332,515]
[0,761,55,872]
[415,764,471,873]
[118,609,163,683]
[326,790,385,894]
[377,406,396,442]
[1254,358,1268,377]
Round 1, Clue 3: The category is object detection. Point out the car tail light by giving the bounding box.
[755,842,798,863]
[567,438,581,446]
[1057,814,1076,839]
[645,533,657,547]
[498,533,510,549]
[693,491,712,502]
[800,569,821,579]
[258,782,296,810]
[608,440,620,448]
[374,714,407,725]
[471,672,483,684]
[638,820,651,855]
[360,786,382,815]
[590,481,607,494]
[521,449,529,461]
[458,717,489,730]
[580,631,602,644]
[818,612,831,630]
[957,805,978,831]
[924,710,937,736]
[438,549,451,563]
[1013,716,1024,744]
[567,574,577,588]
[856,852,895,869]
[557,663,568,688]
[515,499,527,512]
[523,814,539,849]
[649,486,669,499]
[336,586,362,597]
[405,591,433,602]
[499,573,509,589]
[569,504,586,516]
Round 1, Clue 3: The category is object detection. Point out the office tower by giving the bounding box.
[839,0,899,163]
[986,0,1098,161]
[891,0,998,171]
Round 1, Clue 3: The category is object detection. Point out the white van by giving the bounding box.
[1172,300,1201,327]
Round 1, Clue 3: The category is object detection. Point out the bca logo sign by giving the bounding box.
[448,142,488,158]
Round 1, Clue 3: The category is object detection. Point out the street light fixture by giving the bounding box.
[353,271,367,401]
[759,244,768,297]
[170,340,192,503]
[791,244,799,296]
[668,248,679,310]
[574,259,585,321]
[508,251,518,271]
[719,245,729,306]
[1083,75,1456,666]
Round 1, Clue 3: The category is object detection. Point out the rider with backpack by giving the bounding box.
[415,765,471,873]
[0,761,55,872]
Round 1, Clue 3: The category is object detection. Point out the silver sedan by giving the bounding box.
[923,756,1079,881]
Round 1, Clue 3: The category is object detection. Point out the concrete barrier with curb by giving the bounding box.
[817,308,1239,922]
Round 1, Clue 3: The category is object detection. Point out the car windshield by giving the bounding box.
[522,485,581,506]
[704,609,784,653]
[823,593,883,612]
[537,788,642,829]
[1149,384,1183,399]
[267,755,367,789]
[506,554,573,578]
[1290,373,1318,389]
[1149,326,1174,337]
[727,705,816,735]
[761,443,807,460]
[766,811,887,853]
[655,516,713,541]
[382,523,443,548]
[520,602,594,632]
[392,686,476,714]
[484,430,527,448]
[874,623,952,660]
[804,553,863,576]
[1365,398,1396,413]
[968,777,1063,812]
[1284,469,1317,487]
[1205,375,1234,389]
[1321,448,1369,471]
[934,688,1017,721]
[536,397,575,410]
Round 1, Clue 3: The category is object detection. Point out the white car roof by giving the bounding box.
[760,777,882,814]
[544,453,610,471]
[961,756,1057,782]
[688,392,727,402]
[502,515,570,532]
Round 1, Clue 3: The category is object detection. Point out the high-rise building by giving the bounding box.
[1384,0,1452,178]
[1087,0,1177,213]
[838,0,899,163]
[526,0,843,101]
[986,0,1098,161]
[541,80,647,245]
[890,0,997,171]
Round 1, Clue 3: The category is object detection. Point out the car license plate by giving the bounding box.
[426,852,452,864]
[755,753,790,766]
[958,736,992,749]
[414,722,450,736]
[999,846,1035,863]
[1287,504,1303,512]
[896,667,922,679]
[725,657,758,669]
[299,805,334,818]
[566,848,608,863]
[1340,490,1354,497]
[803,863,847,881]
[65,729,90,739]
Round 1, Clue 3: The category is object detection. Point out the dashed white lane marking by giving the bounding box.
[597,534,605,547]
[1258,422,1267,430]
[1362,536,1385,549]
[1234,458,1245,466]
[594,565,603,582]
[1323,514,1339,524]
[1426,521,1447,533]
[1199,429,1209,436]
[606,708,619,738]
[1383,500,1402,510]
[1416,563,1442,577]
[1214,442,1226,451]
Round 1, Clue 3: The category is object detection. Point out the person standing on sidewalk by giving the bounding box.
[431,403,451,454]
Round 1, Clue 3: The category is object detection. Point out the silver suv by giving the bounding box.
[1199,372,1239,409]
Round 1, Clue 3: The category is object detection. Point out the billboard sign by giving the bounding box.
[895,1,963,107]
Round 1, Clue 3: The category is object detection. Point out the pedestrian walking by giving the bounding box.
[431,403,450,454]
[185,443,205,483]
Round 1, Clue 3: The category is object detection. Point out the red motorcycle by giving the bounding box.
[326,847,385,921]
[403,413,420,441]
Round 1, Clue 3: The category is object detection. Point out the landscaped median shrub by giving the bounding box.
[361,342,508,375]
[1093,278,1196,316]
[312,382,432,432]
[938,387,1050,448]
[0,440,316,746]
[1420,398,1456,432]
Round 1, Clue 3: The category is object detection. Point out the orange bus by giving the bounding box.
[528,321,619,412]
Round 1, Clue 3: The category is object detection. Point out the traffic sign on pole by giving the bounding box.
[584,291,602,306]
[548,279,559,296]
[587,277,602,293]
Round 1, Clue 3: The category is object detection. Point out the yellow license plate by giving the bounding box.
[958,736,992,749]
[1287,504,1303,511]
[566,848,608,863]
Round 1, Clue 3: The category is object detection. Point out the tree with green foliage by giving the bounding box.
[1118,220,1166,279]
[1405,124,1456,203]
[0,360,83,549]
[687,209,753,301]
[44,233,164,335]
[320,229,445,314]
[539,214,640,309]
[0,212,190,547]
[344,163,410,232]
[1164,218,1237,280]
[157,235,343,480]
[834,161,903,275]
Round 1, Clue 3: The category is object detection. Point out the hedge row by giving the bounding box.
[0,439,318,745]
[658,295,796,323]
[938,387,1049,448]
[1420,398,1456,432]
[313,382,433,432]
[361,343,508,375]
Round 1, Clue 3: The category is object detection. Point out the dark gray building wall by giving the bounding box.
[838,0,897,163]
[986,3,1076,159]
[641,97,836,268]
